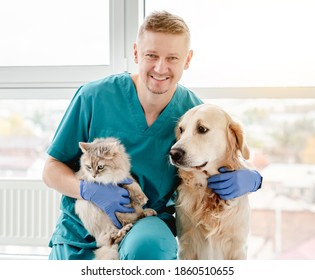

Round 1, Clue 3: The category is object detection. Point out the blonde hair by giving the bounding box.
[137,11,191,47]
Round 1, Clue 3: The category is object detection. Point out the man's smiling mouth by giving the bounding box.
[149,75,170,81]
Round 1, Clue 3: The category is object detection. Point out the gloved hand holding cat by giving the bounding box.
[80,178,135,228]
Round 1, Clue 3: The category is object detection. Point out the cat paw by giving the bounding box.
[113,223,133,244]
[143,208,157,217]
[122,223,133,232]
[124,182,148,206]
[133,193,148,206]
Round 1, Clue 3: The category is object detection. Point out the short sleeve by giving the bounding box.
[46,86,91,167]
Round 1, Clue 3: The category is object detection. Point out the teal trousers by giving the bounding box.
[48,216,178,260]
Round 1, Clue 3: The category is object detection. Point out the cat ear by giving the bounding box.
[109,140,123,157]
[79,142,89,153]
[107,142,117,153]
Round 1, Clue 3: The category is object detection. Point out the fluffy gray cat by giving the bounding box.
[75,137,156,260]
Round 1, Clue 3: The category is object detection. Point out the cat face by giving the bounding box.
[79,137,130,181]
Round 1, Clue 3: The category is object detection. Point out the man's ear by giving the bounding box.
[133,43,139,64]
[184,49,193,70]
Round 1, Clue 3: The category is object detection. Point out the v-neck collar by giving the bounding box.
[124,73,178,136]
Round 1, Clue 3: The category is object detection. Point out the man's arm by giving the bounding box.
[42,155,81,199]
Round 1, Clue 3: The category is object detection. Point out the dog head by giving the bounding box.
[169,104,250,175]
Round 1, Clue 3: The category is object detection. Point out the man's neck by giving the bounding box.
[132,74,176,127]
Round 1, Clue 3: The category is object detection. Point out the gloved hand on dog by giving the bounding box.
[207,168,262,200]
[80,178,135,228]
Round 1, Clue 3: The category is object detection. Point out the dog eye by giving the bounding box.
[197,126,209,134]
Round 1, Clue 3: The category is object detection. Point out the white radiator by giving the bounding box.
[0,179,61,246]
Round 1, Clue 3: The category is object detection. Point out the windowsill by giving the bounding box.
[0,245,50,260]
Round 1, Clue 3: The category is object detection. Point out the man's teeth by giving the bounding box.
[151,75,168,81]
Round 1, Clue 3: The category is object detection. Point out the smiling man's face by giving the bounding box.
[134,31,192,96]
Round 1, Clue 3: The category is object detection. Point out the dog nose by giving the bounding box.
[169,148,185,163]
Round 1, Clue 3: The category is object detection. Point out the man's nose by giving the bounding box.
[154,58,168,73]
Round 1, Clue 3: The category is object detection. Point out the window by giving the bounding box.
[0,0,135,182]
[0,0,110,66]
[0,0,126,86]
[0,99,70,178]
[0,0,126,178]
[145,0,315,87]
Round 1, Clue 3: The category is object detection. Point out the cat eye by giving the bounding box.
[98,165,104,170]
[85,165,92,170]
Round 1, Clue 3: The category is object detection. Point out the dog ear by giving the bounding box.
[175,118,183,140]
[175,125,180,140]
[228,120,250,160]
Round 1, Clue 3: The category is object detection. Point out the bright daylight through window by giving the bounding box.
[146,0,315,87]
[0,0,110,66]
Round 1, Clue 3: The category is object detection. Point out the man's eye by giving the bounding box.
[197,126,209,134]
[168,56,179,61]
[146,54,158,59]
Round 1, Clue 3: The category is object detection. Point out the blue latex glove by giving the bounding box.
[207,167,262,200]
[80,178,134,228]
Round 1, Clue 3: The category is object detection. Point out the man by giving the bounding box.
[43,11,262,260]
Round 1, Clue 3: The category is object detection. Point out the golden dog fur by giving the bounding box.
[169,104,251,260]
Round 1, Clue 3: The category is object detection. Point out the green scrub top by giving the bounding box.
[47,72,203,249]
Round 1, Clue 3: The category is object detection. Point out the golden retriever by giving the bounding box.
[169,104,251,260]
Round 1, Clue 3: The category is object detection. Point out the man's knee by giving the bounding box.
[119,216,178,260]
